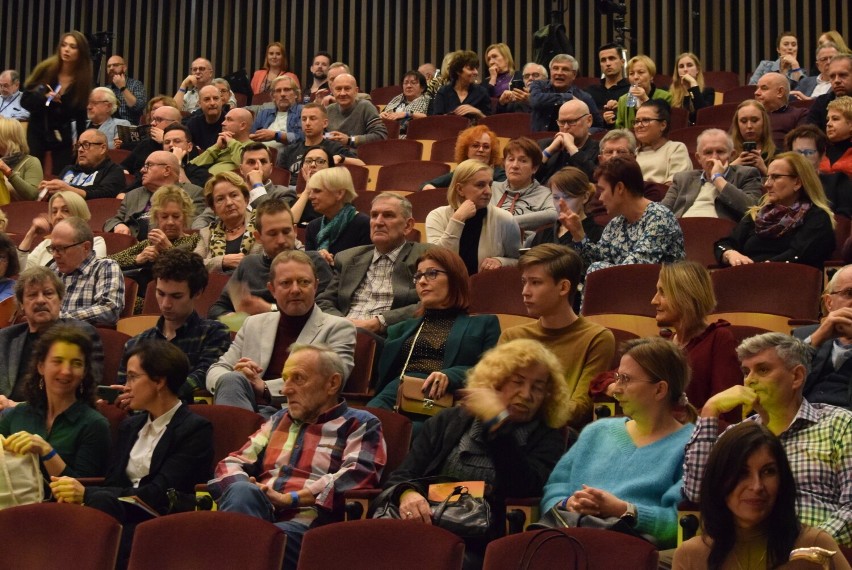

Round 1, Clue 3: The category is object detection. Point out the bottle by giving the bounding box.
[626,84,638,108]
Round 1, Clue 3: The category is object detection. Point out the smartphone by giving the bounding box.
[96,386,122,404]
[742,141,757,152]
[510,78,525,90]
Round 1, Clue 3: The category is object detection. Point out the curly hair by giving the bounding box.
[24,324,96,410]
[466,339,570,428]
[454,125,501,165]
[152,249,208,297]
[203,170,250,209]
[150,184,195,229]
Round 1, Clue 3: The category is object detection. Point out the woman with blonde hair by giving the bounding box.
[0,117,44,202]
[818,30,851,54]
[194,171,259,273]
[716,152,836,269]
[615,55,672,130]
[16,190,107,269]
[669,52,715,124]
[729,99,776,176]
[251,41,300,96]
[425,159,521,275]
[822,95,852,178]
[304,166,371,265]
[529,166,601,247]
[484,43,519,98]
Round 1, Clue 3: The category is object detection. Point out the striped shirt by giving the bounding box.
[54,251,125,326]
[683,399,852,546]
[208,401,386,525]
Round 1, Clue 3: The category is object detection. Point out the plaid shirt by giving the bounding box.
[117,312,231,397]
[683,399,852,546]
[208,401,386,525]
[55,252,125,326]
[108,77,147,124]
[346,244,403,321]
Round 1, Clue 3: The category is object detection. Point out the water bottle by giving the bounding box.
[626,84,638,108]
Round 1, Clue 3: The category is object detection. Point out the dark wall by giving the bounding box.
[1,0,847,97]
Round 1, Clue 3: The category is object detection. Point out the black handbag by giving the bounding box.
[519,529,590,570]
[372,482,491,538]
[529,504,657,546]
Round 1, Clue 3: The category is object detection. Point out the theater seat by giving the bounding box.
[469,266,527,317]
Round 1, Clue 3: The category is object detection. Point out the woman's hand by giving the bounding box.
[147,228,173,251]
[452,199,478,222]
[222,253,245,270]
[568,485,629,519]
[379,111,405,121]
[135,245,159,265]
[398,490,432,524]
[459,387,506,423]
[453,104,483,118]
[318,249,335,266]
[3,431,52,457]
[629,84,648,105]
[479,257,502,272]
[421,372,450,400]
[723,249,754,266]
[558,200,585,241]
[732,150,768,175]
[680,71,698,89]
[49,476,85,504]
[27,215,52,238]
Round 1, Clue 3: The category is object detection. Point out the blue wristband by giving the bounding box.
[289,491,300,507]
[542,149,552,159]
[41,449,57,462]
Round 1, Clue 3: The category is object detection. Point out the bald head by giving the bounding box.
[143,151,181,188]
[223,108,253,139]
[556,98,592,143]
[198,85,222,122]
[332,73,359,110]
[755,72,789,112]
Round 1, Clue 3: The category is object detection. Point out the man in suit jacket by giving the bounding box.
[206,250,356,415]
[793,264,852,410]
[0,267,103,409]
[316,192,432,334]
[662,129,763,221]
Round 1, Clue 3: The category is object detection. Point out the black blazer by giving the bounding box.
[84,404,213,515]
[305,212,372,256]
[803,340,852,410]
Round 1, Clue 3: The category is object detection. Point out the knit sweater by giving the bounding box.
[541,417,694,548]
[326,100,388,146]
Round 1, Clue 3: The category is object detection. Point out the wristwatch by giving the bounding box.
[270,303,279,312]
[620,503,637,527]
[789,547,836,568]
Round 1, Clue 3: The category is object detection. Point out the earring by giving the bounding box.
[78,384,84,396]
[39,376,44,390]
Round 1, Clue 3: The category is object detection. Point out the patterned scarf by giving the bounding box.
[754,201,811,238]
[316,203,357,251]
[207,212,257,258]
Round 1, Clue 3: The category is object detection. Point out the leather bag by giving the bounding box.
[372,482,491,538]
[396,375,453,417]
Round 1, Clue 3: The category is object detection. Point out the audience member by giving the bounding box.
[663,128,762,220]
[669,52,715,124]
[786,124,852,216]
[500,244,615,428]
[379,70,430,138]
[249,75,304,154]
[683,332,852,547]
[431,50,492,118]
[323,74,387,149]
[0,234,16,301]
[304,167,371,264]
[251,41,300,95]
[0,69,30,121]
[104,55,148,125]
[807,54,852,133]
[38,129,125,199]
[305,51,332,102]
[749,31,806,85]
[190,107,254,175]
[715,152,836,269]
[85,88,131,150]
[587,43,630,125]
[530,54,602,132]
[822,95,852,178]
[276,103,361,175]
[184,85,228,152]
[287,145,333,226]
[120,104,183,183]
[421,125,506,189]
[193,171,258,273]
[529,167,602,248]
[792,41,840,100]
[730,99,776,176]
[495,62,546,114]
[0,116,43,201]
[491,137,556,234]
[633,99,692,184]
[753,72,808,150]
[161,124,210,188]
[175,58,235,113]
[483,42,519,98]
[615,55,672,130]
[537,98,600,182]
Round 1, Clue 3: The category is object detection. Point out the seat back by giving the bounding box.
[0,503,121,570]
[469,266,527,317]
[376,161,450,192]
[96,400,129,447]
[188,404,265,471]
[480,113,533,139]
[582,264,660,318]
[382,117,401,139]
[364,407,412,483]
[297,519,464,570]
[87,199,124,233]
[357,139,424,166]
[678,217,737,267]
[703,71,742,92]
[0,201,49,234]
[95,327,131,385]
[343,164,371,192]
[141,271,231,318]
[723,85,757,104]
[711,263,822,322]
[270,166,290,187]
[668,126,708,168]
[668,107,690,132]
[429,137,458,163]
[108,148,131,164]
[116,314,159,337]
[343,330,380,397]
[695,102,740,128]
[121,276,138,319]
[0,296,16,328]
[406,115,470,141]
[408,189,450,222]
[128,511,285,570]
[370,85,403,106]
[94,231,138,255]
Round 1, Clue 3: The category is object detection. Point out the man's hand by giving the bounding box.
[113,223,132,236]
[701,385,759,418]
[222,253,245,270]
[216,131,234,149]
[810,307,852,347]
[0,395,17,410]
[350,316,382,333]
[236,294,276,316]
[722,250,755,267]
[111,73,127,90]
[181,75,197,90]
[325,131,350,145]
[39,179,74,196]
[233,358,265,396]
[170,146,187,163]
[244,168,264,186]
[479,257,502,271]
[708,158,728,179]
[250,129,278,142]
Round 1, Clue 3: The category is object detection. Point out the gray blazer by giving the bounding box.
[103,183,205,236]
[315,241,433,327]
[205,305,356,394]
[662,166,763,221]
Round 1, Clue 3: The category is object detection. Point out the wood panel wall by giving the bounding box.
[1,0,847,98]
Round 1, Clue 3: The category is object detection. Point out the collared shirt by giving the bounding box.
[117,311,232,397]
[683,399,852,546]
[208,400,386,525]
[811,76,832,98]
[108,77,147,124]
[683,167,734,218]
[87,116,131,149]
[126,401,183,486]
[54,251,125,325]
[346,243,404,321]
[0,90,29,120]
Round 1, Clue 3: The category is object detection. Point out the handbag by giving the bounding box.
[0,445,45,510]
[519,529,590,570]
[529,504,657,545]
[372,481,491,539]
[394,322,453,417]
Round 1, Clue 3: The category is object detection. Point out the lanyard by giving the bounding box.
[0,92,21,115]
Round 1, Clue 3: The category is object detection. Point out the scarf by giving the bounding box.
[316,203,357,251]
[754,201,810,238]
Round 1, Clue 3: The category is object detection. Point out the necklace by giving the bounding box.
[224,221,245,234]
[733,544,767,570]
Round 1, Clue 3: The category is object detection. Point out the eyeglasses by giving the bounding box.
[125,372,148,384]
[470,143,491,151]
[556,113,590,128]
[149,115,175,124]
[412,268,448,284]
[764,173,798,183]
[612,372,654,387]
[522,73,543,80]
[46,241,85,254]
[76,141,106,151]
[600,148,633,157]
[828,287,852,299]
[88,100,110,105]
[633,118,664,127]
[303,158,328,166]
[793,149,818,157]
[141,162,169,170]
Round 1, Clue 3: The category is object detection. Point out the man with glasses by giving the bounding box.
[0,69,29,121]
[495,62,547,114]
[662,128,762,220]
[785,124,852,216]
[276,103,362,175]
[121,105,183,179]
[684,332,852,546]
[85,87,131,149]
[537,99,599,182]
[808,54,852,132]
[104,150,204,238]
[530,54,605,133]
[250,76,304,154]
[48,217,124,326]
[791,42,840,101]
[206,249,354,415]
[174,58,217,113]
[316,193,430,335]
[38,129,125,199]
[104,55,147,125]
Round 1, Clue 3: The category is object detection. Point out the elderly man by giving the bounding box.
[305,51,332,102]
[250,75,304,153]
[86,87,131,149]
[0,267,104,409]
[121,104,183,180]
[48,217,124,326]
[324,73,387,149]
[104,55,147,125]
[174,58,235,113]
[754,72,808,150]
[276,103,362,175]
[586,43,630,125]
[316,193,430,334]
[792,42,840,101]
[496,62,547,114]
[662,128,762,220]
[808,54,852,132]
[185,85,228,152]
[530,54,604,133]
[0,70,29,120]
[208,199,330,319]
[208,342,385,570]
[683,332,852,546]
[206,250,355,415]
[793,265,852,410]
[105,151,204,238]
[190,107,254,175]
[538,98,600,182]
[39,129,125,199]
